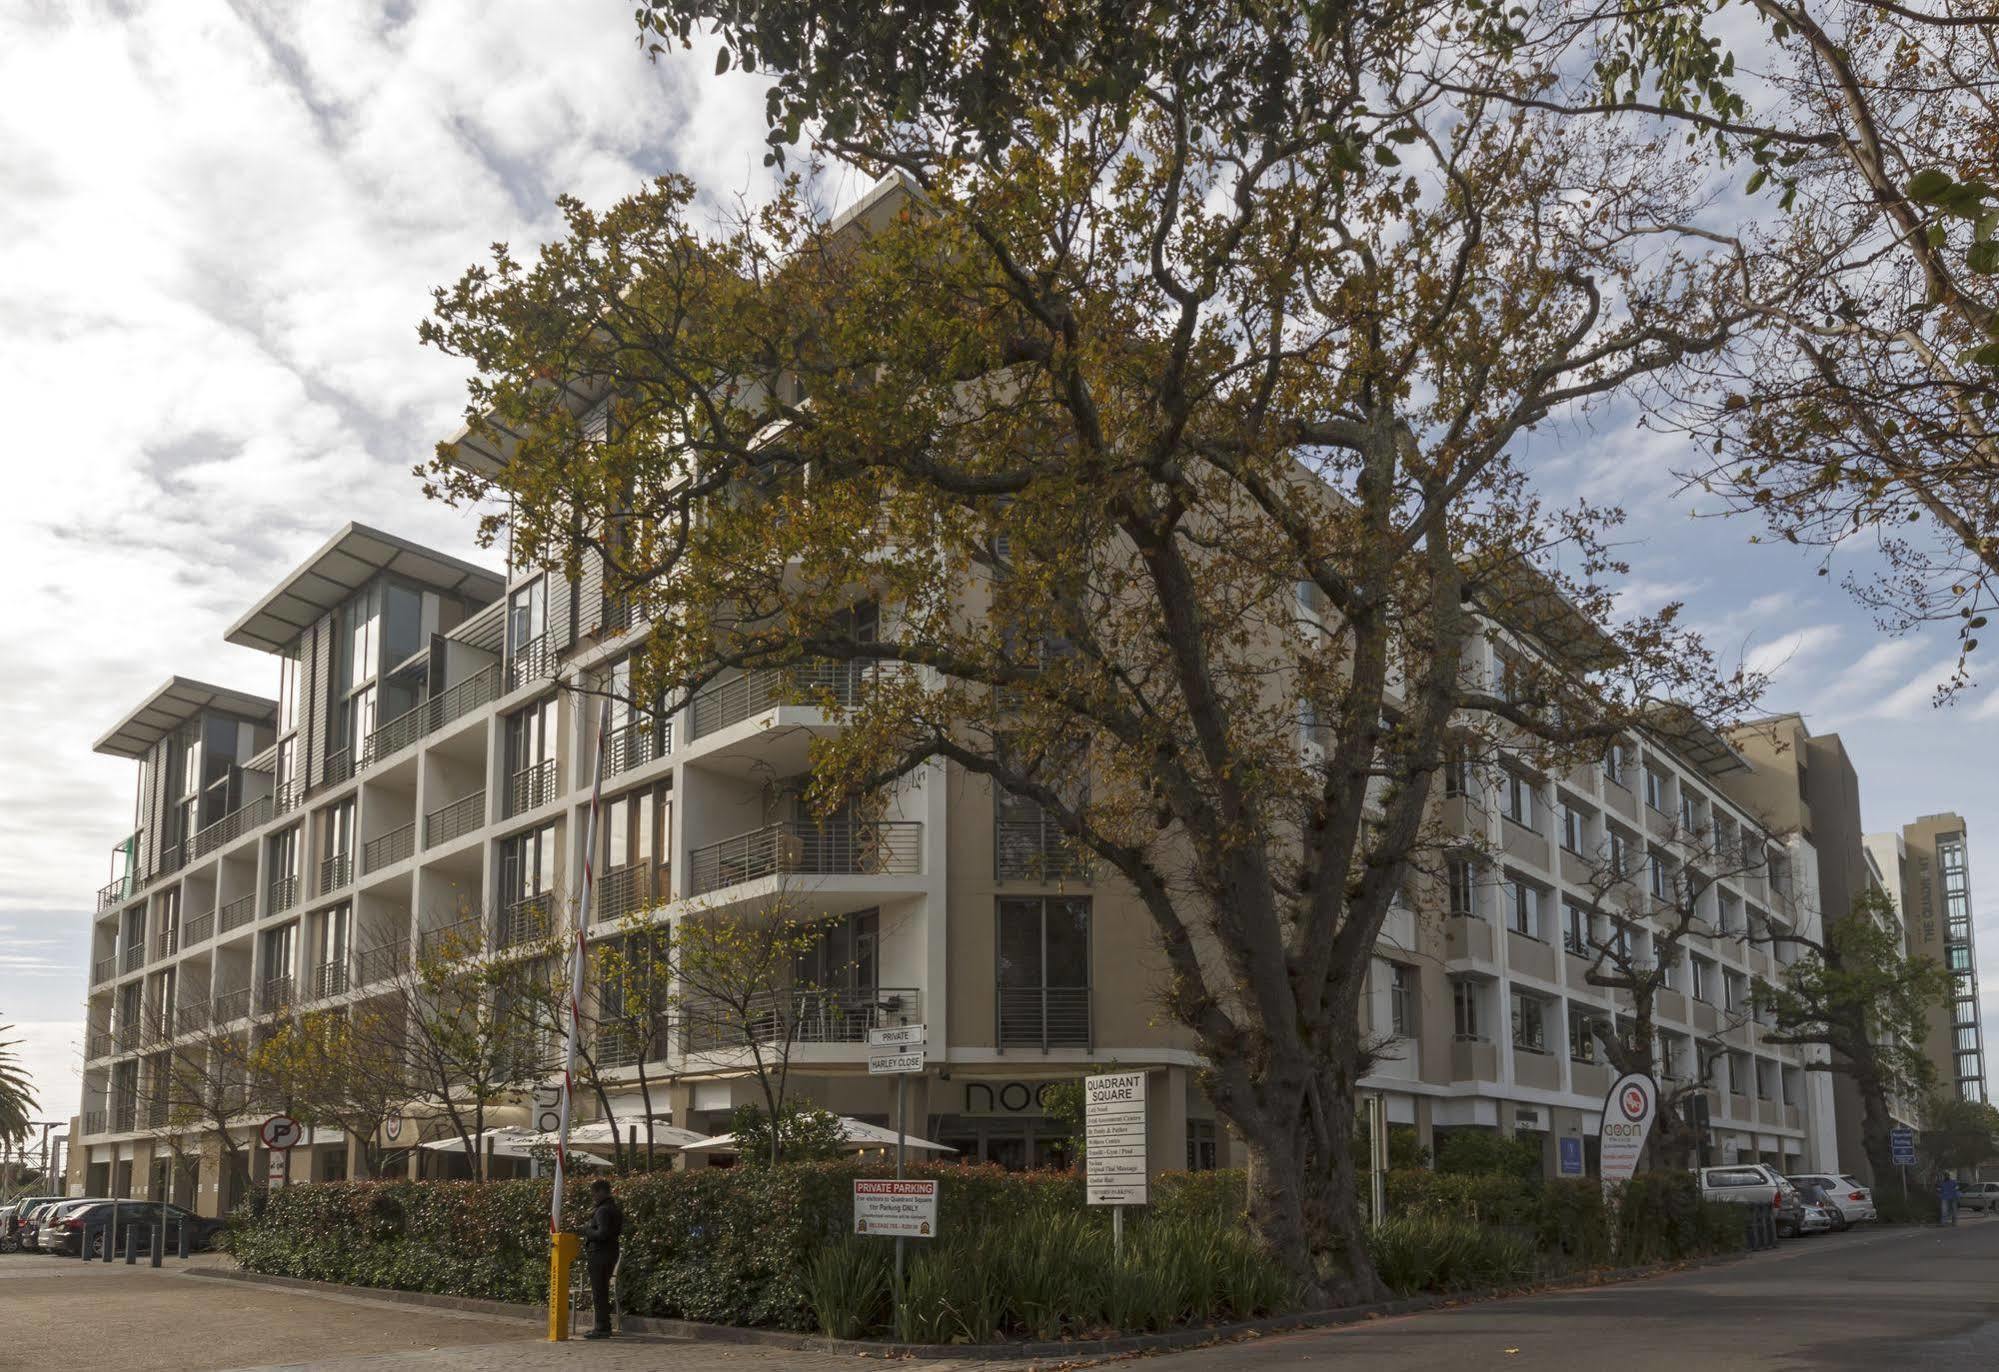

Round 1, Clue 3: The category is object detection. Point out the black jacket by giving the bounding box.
[582,1196,623,1255]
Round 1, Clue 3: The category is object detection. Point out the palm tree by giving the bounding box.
[0,1026,37,1146]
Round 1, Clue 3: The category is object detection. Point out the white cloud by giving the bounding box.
[1744,623,1844,683]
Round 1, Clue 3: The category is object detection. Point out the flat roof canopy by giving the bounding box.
[93,676,278,760]
[224,522,505,654]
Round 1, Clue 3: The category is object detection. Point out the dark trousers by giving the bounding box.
[586,1248,617,1331]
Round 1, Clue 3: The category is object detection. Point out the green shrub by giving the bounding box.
[1367,1215,1538,1295]
[1434,1130,1544,1180]
[805,1234,889,1339]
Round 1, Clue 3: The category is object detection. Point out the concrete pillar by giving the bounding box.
[1145,1067,1189,1178]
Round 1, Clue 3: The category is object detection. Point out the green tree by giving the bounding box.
[728,1101,846,1166]
[250,1009,412,1178]
[1921,1094,1999,1175]
[428,5,1764,1298]
[0,1025,36,1146]
[1749,888,1950,1185]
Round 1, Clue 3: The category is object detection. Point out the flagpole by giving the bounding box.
[549,695,613,1340]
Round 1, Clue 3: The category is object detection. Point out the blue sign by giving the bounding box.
[1891,1126,1917,1166]
[1559,1136,1584,1176]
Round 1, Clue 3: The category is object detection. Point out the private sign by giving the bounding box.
[867,1023,927,1074]
[1086,1071,1149,1206]
[854,1178,939,1237]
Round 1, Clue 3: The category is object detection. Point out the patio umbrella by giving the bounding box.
[418,1126,613,1167]
[523,1120,710,1150]
[677,1115,957,1155]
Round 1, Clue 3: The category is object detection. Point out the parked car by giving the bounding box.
[46,1200,225,1259]
[2,1195,66,1250]
[16,1198,81,1252]
[1959,1180,1999,1213]
[1699,1164,1805,1237]
[1789,1173,1877,1224]
[1791,1181,1850,1232]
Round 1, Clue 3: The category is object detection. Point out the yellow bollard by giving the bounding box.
[548,1231,581,1341]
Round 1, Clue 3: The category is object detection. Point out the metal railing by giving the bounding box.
[111,1099,136,1133]
[258,975,295,1015]
[420,916,483,961]
[122,945,145,974]
[92,955,116,985]
[311,960,351,1000]
[362,662,500,764]
[496,895,551,950]
[364,700,427,763]
[507,634,555,691]
[690,662,863,739]
[355,939,409,985]
[184,909,214,947]
[593,1016,667,1069]
[153,841,186,881]
[175,1001,210,1036]
[683,987,921,1053]
[995,821,1092,882]
[96,873,135,913]
[153,925,181,962]
[508,758,558,816]
[688,820,922,896]
[605,719,670,776]
[83,1109,107,1136]
[596,864,663,923]
[269,874,300,915]
[363,822,416,873]
[212,987,252,1022]
[997,986,1092,1050]
[425,790,485,848]
[144,1100,169,1130]
[274,776,304,815]
[86,1027,112,1059]
[219,893,256,933]
[190,795,273,859]
[318,851,353,895]
[325,746,354,786]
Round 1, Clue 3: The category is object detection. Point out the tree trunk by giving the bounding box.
[1239,1102,1324,1303]
[1854,1068,1900,1189]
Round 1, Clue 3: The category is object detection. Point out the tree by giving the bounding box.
[1749,887,1950,1184]
[153,1026,258,1200]
[728,1100,846,1165]
[0,1025,34,1146]
[427,4,1765,1297]
[1920,1093,1999,1176]
[251,1009,413,1179]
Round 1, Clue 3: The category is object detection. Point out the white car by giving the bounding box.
[1788,1173,1877,1224]
[1960,1180,1999,1213]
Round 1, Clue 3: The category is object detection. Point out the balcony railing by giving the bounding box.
[497,895,551,950]
[997,986,1092,1051]
[86,1026,112,1059]
[362,662,501,764]
[605,719,670,776]
[683,987,921,1053]
[363,822,416,873]
[274,776,304,815]
[311,959,351,1000]
[175,1000,211,1036]
[152,841,187,881]
[995,821,1092,882]
[220,893,256,933]
[269,874,300,915]
[153,926,180,962]
[92,955,116,985]
[184,909,214,947]
[593,1016,667,1069]
[111,1099,136,1133]
[144,1100,169,1130]
[364,700,428,765]
[508,758,558,816]
[688,820,923,896]
[419,916,483,961]
[96,873,135,913]
[318,851,353,895]
[596,864,664,923]
[258,975,295,1015]
[690,662,864,739]
[121,945,145,974]
[355,939,409,985]
[190,795,273,859]
[212,987,252,1022]
[425,790,485,848]
[83,1109,107,1136]
[325,746,354,787]
[507,633,555,691]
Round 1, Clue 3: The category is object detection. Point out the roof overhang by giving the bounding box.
[224,523,505,653]
[1644,702,1753,778]
[93,677,278,760]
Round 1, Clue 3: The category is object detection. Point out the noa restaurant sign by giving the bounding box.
[1598,1072,1659,1185]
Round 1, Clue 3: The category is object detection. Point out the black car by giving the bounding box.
[46,1200,226,1258]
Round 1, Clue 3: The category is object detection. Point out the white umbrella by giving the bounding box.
[524,1121,709,1150]
[418,1126,613,1167]
[677,1115,957,1155]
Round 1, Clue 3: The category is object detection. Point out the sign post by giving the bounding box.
[867,1024,926,1315]
[260,1114,303,1190]
[1891,1125,1917,1207]
[1085,1071,1148,1258]
[1597,1072,1659,1259]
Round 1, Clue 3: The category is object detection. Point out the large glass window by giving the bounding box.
[509,578,547,652]
[1511,992,1546,1053]
[996,897,1090,1048]
[793,909,879,991]
[1447,856,1476,917]
[1389,964,1414,1037]
[1452,980,1482,1040]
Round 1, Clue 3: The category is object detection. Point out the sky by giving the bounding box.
[0,0,1993,1155]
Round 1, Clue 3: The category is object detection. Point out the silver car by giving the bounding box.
[1789,1173,1876,1225]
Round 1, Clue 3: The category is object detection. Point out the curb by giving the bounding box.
[187,1246,1756,1361]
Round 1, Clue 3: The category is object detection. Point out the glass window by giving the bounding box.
[1561,804,1585,853]
[1564,903,1591,956]
[1448,857,1476,917]
[1186,1119,1219,1171]
[997,897,1091,989]
[1602,743,1626,787]
[1503,772,1533,826]
[509,579,547,653]
[1389,965,1413,1037]
[1452,980,1481,1040]
[1567,1007,1600,1062]
[1511,992,1546,1053]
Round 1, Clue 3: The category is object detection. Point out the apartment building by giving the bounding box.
[1864,815,1988,1110]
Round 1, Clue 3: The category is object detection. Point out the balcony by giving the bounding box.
[212,986,252,1022]
[311,959,351,1000]
[507,633,555,692]
[86,1026,112,1059]
[269,874,300,916]
[258,975,295,1016]
[83,1109,107,1136]
[425,790,485,848]
[92,955,116,986]
[362,663,500,764]
[219,893,256,934]
[687,820,923,897]
[605,719,670,777]
[190,795,273,860]
[96,873,135,914]
[355,939,409,985]
[121,945,145,975]
[596,865,664,924]
[153,926,180,963]
[594,1016,667,1069]
[997,986,1090,1050]
[684,987,922,1053]
[363,822,416,874]
[420,916,483,961]
[690,662,863,740]
[995,822,1091,882]
[318,851,353,895]
[496,895,552,950]
[508,758,558,816]
[112,1098,136,1133]
[325,746,354,787]
[175,1000,211,1036]
[184,909,214,947]
[274,776,304,815]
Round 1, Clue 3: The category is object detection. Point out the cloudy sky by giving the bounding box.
[1,1,1992,1150]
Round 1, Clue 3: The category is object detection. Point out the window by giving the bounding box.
[1563,902,1592,957]
[1602,742,1627,787]
[1643,767,1665,812]
[997,896,1091,1048]
[1389,964,1414,1037]
[1506,879,1543,939]
[1502,772,1535,827]
[1447,856,1476,918]
[1561,803,1586,854]
[1607,828,1629,878]
[1452,980,1482,1040]
[1659,1035,1685,1081]
[508,578,547,653]
[1186,1119,1219,1171]
[1659,951,1681,992]
[1511,992,1547,1053]
[1649,852,1671,900]
[1443,740,1471,798]
[1691,956,1713,1004]
[506,696,560,813]
[500,824,558,904]
[1724,971,1747,1013]
[793,909,880,991]
[1678,792,1698,832]
[1567,1007,1601,1063]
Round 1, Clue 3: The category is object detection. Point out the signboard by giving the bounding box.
[384,1115,404,1143]
[1559,1136,1584,1177]
[259,1114,304,1152]
[1891,1126,1917,1166]
[1086,1071,1148,1206]
[867,1023,928,1076]
[267,1148,289,1188]
[532,1083,564,1135]
[853,1179,939,1237]
[1597,1072,1658,1185]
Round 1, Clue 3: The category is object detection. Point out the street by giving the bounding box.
[0,1219,1994,1370]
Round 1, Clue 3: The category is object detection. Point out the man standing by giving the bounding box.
[580,1178,623,1339]
[1939,1173,1960,1227]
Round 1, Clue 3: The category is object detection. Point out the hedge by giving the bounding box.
[1384,1169,1744,1269]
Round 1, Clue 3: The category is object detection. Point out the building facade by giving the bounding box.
[1864,815,1988,1111]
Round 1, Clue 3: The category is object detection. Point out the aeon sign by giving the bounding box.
[1599,1072,1659,1185]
